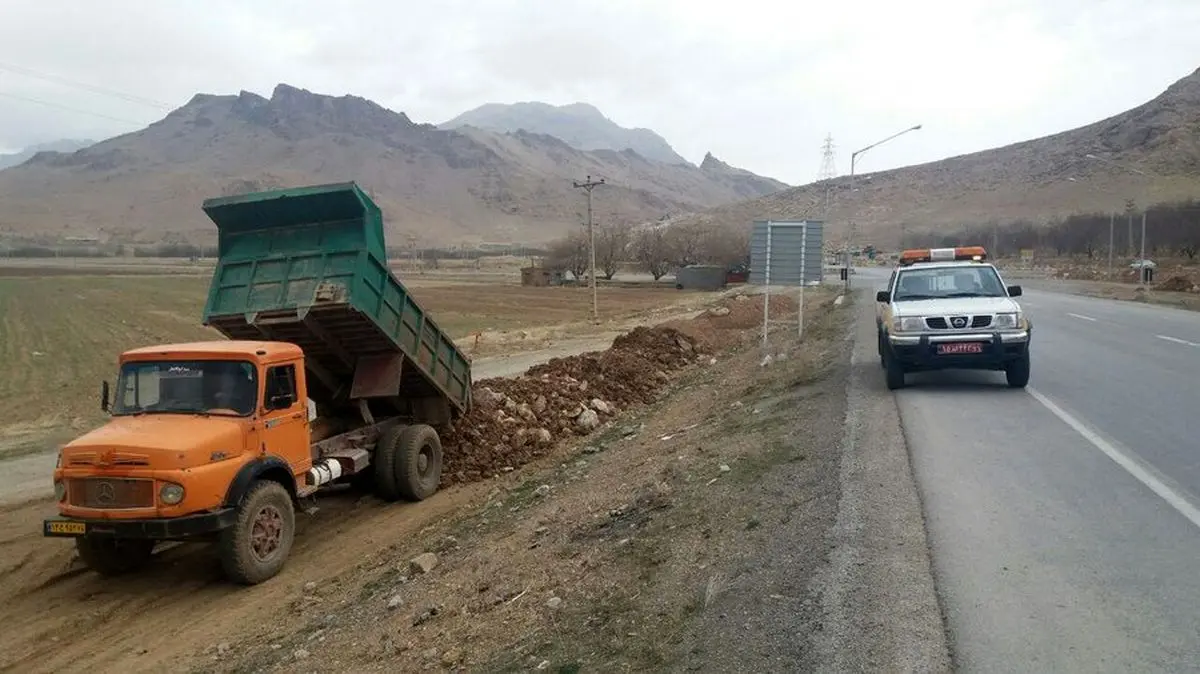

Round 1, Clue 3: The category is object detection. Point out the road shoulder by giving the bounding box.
[809,289,952,672]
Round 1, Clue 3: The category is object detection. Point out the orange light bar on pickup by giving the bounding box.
[897,246,988,266]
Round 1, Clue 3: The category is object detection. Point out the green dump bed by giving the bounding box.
[200,182,471,416]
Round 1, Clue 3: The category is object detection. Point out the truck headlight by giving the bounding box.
[994,312,1023,330]
[892,316,925,333]
[159,483,185,505]
[54,481,66,502]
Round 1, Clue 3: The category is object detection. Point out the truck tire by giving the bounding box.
[1005,351,1031,388]
[75,537,155,576]
[394,424,443,501]
[372,425,406,502]
[218,480,295,585]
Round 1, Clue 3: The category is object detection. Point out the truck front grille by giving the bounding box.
[67,478,154,509]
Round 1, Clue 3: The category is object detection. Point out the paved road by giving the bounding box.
[857,266,1200,671]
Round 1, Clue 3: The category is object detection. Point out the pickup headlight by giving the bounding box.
[54,481,67,502]
[891,316,926,333]
[159,483,185,505]
[994,312,1024,330]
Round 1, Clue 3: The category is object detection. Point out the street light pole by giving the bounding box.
[1067,175,1116,279]
[573,175,605,322]
[844,124,922,291]
[1084,153,1152,287]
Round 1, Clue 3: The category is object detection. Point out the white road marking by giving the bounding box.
[1156,334,1200,348]
[1067,313,1097,322]
[1028,388,1200,531]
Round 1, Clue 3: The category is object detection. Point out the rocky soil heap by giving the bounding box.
[442,326,705,485]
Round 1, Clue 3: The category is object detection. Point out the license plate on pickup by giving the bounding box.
[44,520,86,536]
[937,342,984,355]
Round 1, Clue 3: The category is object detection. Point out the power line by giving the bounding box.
[0,91,147,125]
[0,61,171,109]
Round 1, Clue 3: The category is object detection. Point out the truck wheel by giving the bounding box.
[1005,351,1031,388]
[394,424,443,501]
[75,537,155,576]
[884,349,906,391]
[372,425,405,502]
[218,480,295,585]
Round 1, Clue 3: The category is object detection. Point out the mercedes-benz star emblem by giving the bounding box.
[96,481,116,504]
[951,317,967,329]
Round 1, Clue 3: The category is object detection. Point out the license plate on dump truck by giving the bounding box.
[937,342,984,355]
[44,520,86,536]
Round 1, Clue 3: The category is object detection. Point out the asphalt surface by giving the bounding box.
[856,266,1200,671]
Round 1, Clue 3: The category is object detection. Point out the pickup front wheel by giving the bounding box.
[75,537,155,576]
[219,480,295,585]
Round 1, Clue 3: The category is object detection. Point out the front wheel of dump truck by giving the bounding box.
[395,424,443,501]
[75,537,155,576]
[219,480,295,585]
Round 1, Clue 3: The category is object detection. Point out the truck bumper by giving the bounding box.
[888,330,1030,371]
[43,508,238,541]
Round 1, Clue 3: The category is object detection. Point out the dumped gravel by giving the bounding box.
[442,326,707,485]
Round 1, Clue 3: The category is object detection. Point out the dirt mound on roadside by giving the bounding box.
[442,326,705,485]
[666,293,799,351]
[1155,275,1196,292]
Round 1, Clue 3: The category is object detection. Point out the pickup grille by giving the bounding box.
[67,478,154,509]
[925,315,993,330]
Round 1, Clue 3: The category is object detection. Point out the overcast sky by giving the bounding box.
[2,0,1198,183]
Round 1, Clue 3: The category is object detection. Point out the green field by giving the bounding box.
[0,276,216,456]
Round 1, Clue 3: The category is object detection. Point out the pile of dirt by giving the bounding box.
[1155,275,1197,292]
[668,293,799,351]
[442,326,706,485]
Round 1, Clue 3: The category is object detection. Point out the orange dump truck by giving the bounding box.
[42,182,473,584]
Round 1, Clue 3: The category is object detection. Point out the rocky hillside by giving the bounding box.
[441,101,690,165]
[0,138,94,170]
[0,86,788,245]
[682,67,1200,246]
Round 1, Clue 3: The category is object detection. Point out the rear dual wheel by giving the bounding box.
[373,424,443,502]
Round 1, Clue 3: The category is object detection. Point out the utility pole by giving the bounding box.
[845,124,922,291]
[1107,211,1115,280]
[572,175,605,323]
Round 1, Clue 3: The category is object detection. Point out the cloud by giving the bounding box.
[0,0,1197,183]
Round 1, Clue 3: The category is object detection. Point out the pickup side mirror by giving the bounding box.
[875,290,891,303]
[1007,285,1023,297]
[100,380,110,413]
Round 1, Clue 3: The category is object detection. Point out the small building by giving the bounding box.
[521,266,565,287]
[675,264,729,291]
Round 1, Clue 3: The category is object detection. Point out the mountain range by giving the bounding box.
[440,101,690,165]
[0,86,786,245]
[678,67,1200,246]
[0,139,95,170]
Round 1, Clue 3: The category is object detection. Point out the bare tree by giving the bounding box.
[633,227,672,280]
[664,222,707,267]
[596,222,633,280]
[546,231,589,280]
[699,225,750,267]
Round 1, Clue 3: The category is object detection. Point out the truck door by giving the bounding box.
[260,362,312,473]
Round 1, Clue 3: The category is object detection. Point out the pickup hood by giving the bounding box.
[892,297,1022,318]
[61,415,245,470]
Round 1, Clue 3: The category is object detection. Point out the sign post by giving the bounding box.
[751,220,824,353]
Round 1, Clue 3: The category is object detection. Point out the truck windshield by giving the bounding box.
[112,360,258,417]
[894,266,1007,301]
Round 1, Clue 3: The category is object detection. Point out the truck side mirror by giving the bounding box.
[101,380,110,413]
[1007,285,1023,297]
[876,290,890,303]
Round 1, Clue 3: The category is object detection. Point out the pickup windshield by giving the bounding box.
[113,360,258,417]
[893,265,1007,301]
